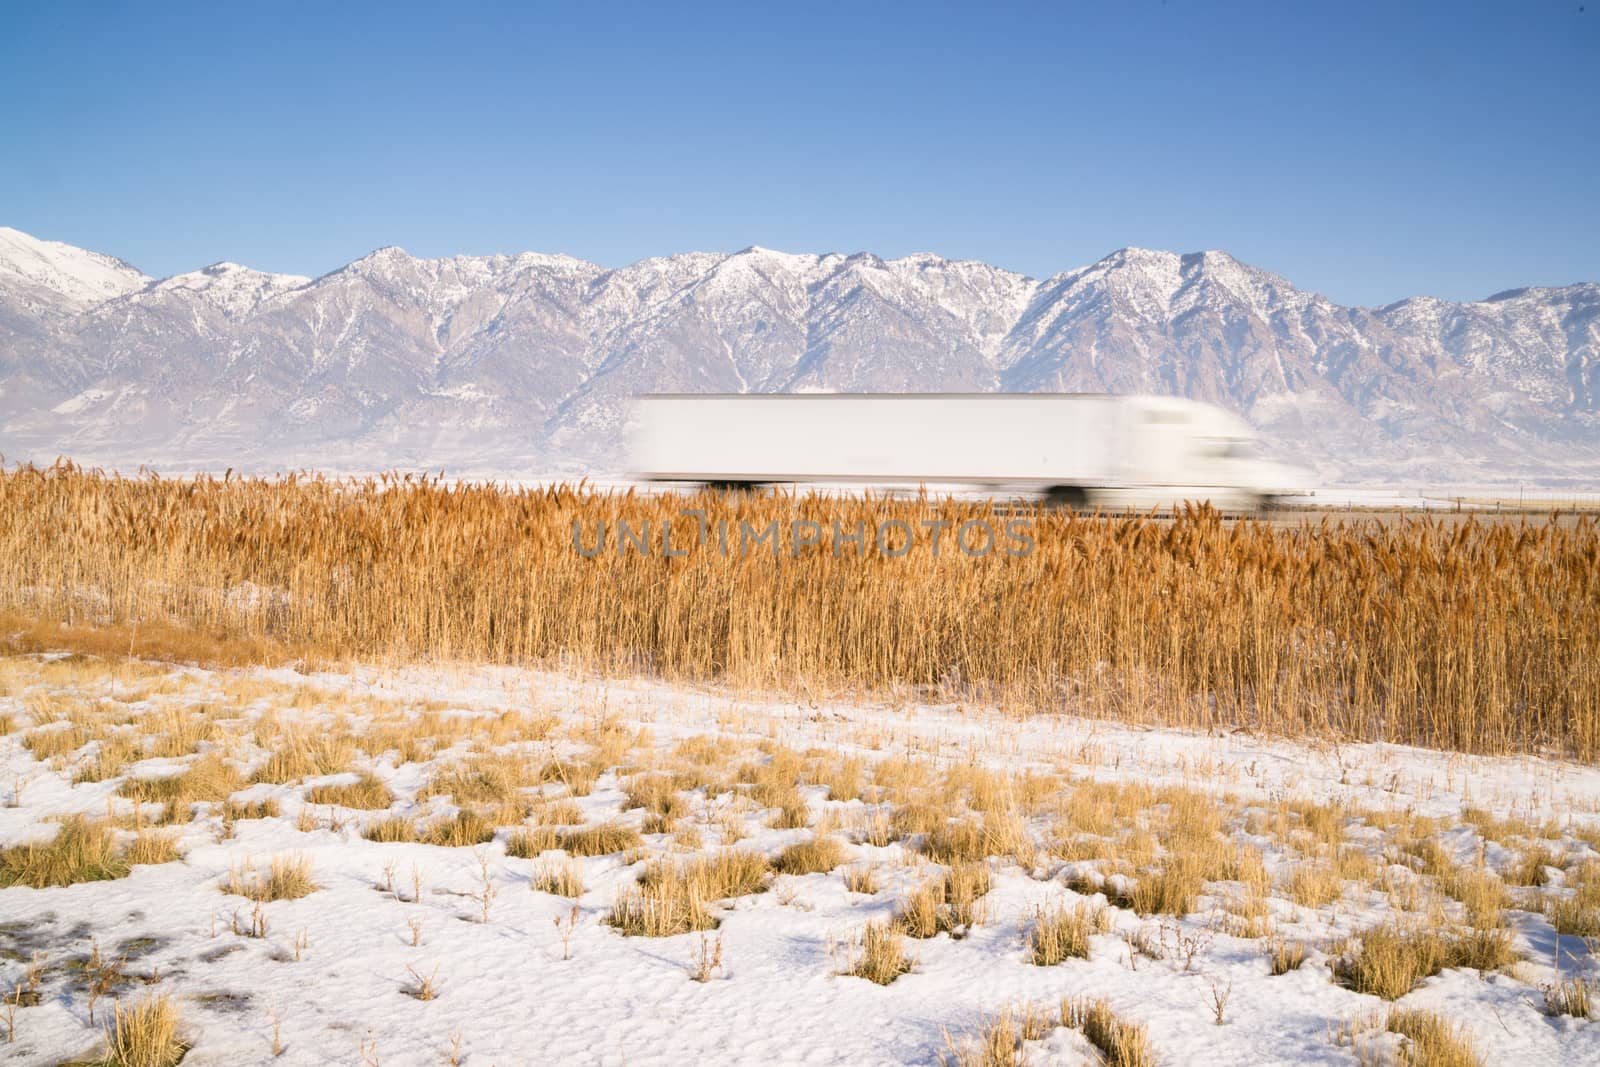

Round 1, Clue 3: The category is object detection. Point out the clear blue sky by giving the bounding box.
[2,2,1595,306]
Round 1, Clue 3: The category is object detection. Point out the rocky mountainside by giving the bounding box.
[1,225,1595,483]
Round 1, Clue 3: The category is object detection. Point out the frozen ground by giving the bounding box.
[2,654,1599,1066]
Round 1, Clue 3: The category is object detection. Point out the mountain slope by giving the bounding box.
[0,226,148,312]
[0,227,1595,482]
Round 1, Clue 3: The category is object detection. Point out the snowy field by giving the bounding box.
[2,653,1599,1065]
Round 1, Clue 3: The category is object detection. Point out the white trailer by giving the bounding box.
[628,393,1298,510]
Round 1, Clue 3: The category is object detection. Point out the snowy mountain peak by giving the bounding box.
[722,245,824,271]
[144,262,312,316]
[0,225,149,308]
[734,244,798,260]
[1100,246,1181,268]
[505,249,601,276]
[344,245,414,272]
[1055,247,1187,316]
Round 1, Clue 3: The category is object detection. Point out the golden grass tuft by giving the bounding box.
[896,863,993,938]
[1545,859,1600,936]
[1544,977,1595,1019]
[1335,921,1515,1000]
[1508,844,1559,886]
[421,756,532,807]
[505,827,559,858]
[223,797,280,821]
[74,734,139,783]
[768,797,812,830]
[24,722,93,759]
[122,830,183,867]
[119,753,244,823]
[558,822,644,857]
[809,756,867,803]
[1450,927,1516,972]
[1266,936,1308,975]
[1062,997,1155,1067]
[844,864,881,894]
[422,809,497,848]
[533,856,586,897]
[638,849,772,902]
[1288,862,1341,908]
[1026,900,1109,965]
[139,706,219,759]
[842,919,913,985]
[362,815,418,843]
[1386,1009,1481,1067]
[773,835,848,876]
[940,1004,1052,1067]
[1546,898,1600,937]
[304,772,393,810]
[608,880,717,937]
[918,813,1036,867]
[531,799,585,825]
[251,733,355,785]
[539,758,600,798]
[1113,856,1204,918]
[1335,923,1447,1000]
[0,815,130,887]
[623,773,690,818]
[222,853,318,901]
[102,991,188,1067]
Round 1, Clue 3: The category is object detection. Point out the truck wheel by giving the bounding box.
[1044,485,1089,510]
[704,480,764,496]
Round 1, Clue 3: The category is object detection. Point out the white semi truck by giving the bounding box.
[629,393,1299,510]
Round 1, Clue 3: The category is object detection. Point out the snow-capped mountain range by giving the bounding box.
[1,225,1596,483]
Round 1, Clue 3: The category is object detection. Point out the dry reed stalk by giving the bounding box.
[3,465,1596,757]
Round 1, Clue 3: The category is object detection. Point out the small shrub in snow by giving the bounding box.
[843,864,880,894]
[1062,997,1154,1067]
[505,827,559,858]
[895,863,993,939]
[422,809,496,848]
[533,857,584,898]
[0,816,129,888]
[1544,977,1595,1019]
[1025,901,1108,965]
[558,822,643,857]
[773,835,847,876]
[939,1004,1052,1067]
[1334,921,1514,1000]
[222,853,317,902]
[305,772,393,810]
[1386,1009,1481,1067]
[123,830,182,867]
[842,920,912,985]
[1265,936,1307,975]
[608,880,717,937]
[362,815,418,843]
[103,992,187,1067]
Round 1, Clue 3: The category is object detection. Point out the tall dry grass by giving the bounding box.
[2,463,1597,756]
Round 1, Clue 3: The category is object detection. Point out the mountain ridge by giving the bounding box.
[1,227,1596,484]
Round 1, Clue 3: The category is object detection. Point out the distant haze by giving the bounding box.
[2,227,1596,485]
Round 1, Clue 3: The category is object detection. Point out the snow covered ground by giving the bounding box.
[2,654,1598,1066]
[1297,487,1600,511]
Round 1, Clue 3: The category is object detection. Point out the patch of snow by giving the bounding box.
[0,226,149,307]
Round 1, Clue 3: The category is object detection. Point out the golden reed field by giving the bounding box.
[1,462,1597,759]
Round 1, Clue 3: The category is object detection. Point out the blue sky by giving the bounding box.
[2,2,1595,306]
